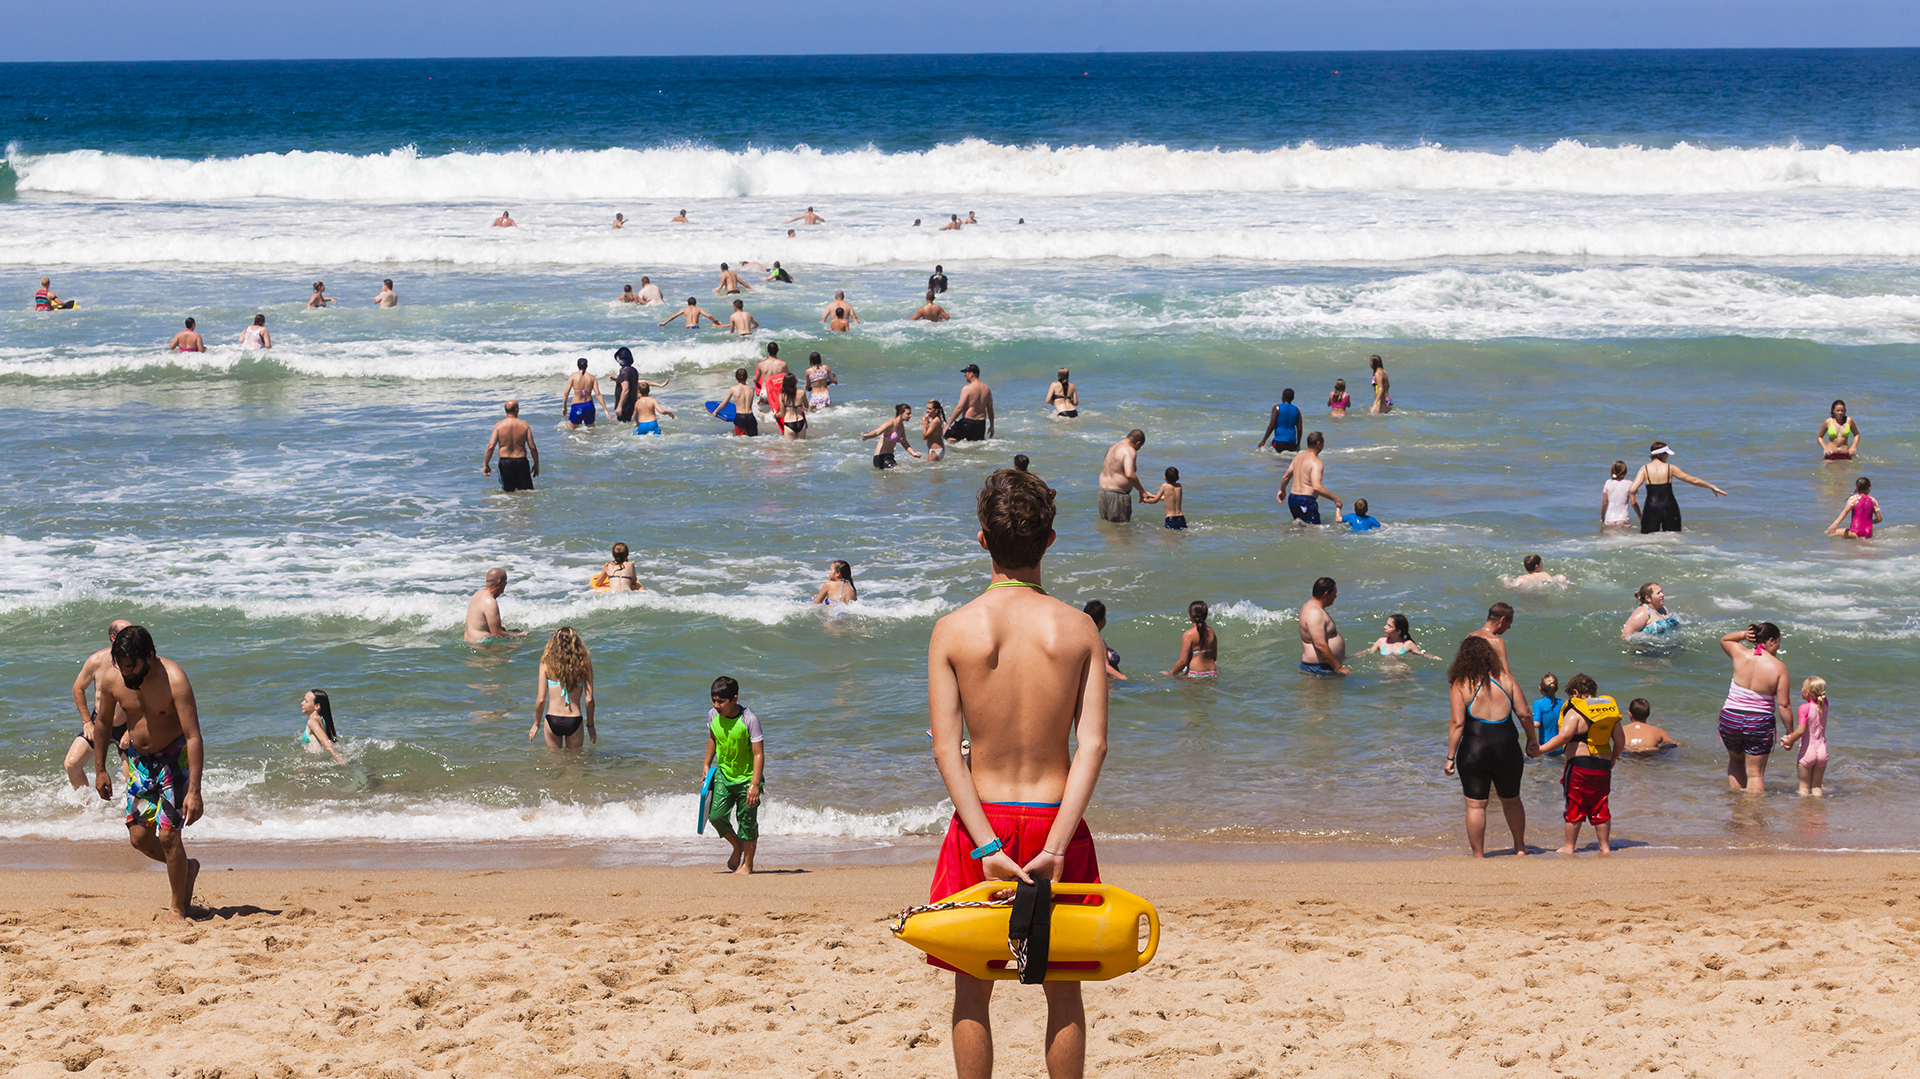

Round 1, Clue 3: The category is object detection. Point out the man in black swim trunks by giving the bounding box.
[482,400,539,492]
[66,618,133,790]
[949,365,994,441]
[1257,388,1303,453]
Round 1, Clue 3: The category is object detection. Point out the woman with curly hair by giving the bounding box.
[1444,635,1537,857]
[529,627,596,748]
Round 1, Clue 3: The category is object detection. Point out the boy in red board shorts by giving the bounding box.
[927,468,1110,1079]
[1538,674,1624,855]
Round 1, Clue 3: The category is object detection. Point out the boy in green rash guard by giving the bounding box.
[702,676,765,875]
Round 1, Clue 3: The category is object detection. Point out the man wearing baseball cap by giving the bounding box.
[950,364,994,442]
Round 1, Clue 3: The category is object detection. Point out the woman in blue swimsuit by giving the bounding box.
[1621,582,1681,639]
[299,689,346,763]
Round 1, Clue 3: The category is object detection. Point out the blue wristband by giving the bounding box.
[969,837,1002,860]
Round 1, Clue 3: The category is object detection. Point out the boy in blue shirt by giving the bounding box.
[701,676,765,875]
[1341,497,1381,532]
[1532,672,1563,757]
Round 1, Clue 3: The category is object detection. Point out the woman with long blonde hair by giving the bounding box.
[529,627,596,748]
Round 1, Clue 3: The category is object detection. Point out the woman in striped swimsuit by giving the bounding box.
[1717,622,1789,794]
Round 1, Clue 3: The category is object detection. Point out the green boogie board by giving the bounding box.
[696,764,718,834]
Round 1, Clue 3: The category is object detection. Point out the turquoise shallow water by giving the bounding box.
[4,52,1920,860]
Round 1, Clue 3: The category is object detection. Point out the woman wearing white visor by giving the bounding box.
[1629,441,1727,534]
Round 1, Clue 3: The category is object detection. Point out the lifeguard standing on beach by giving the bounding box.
[926,468,1109,1079]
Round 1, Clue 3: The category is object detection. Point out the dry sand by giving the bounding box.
[2,853,1917,1078]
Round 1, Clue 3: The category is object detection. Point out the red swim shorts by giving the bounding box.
[1562,758,1613,825]
[927,803,1100,972]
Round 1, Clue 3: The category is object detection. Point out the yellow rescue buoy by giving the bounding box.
[589,571,611,593]
[891,882,1159,981]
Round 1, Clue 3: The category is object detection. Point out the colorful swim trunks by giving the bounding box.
[124,735,189,832]
[1718,706,1776,756]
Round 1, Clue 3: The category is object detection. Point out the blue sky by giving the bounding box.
[6,0,1916,61]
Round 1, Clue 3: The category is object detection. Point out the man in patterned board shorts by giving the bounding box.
[926,468,1111,1078]
[91,626,206,920]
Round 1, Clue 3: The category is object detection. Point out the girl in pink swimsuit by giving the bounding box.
[1782,677,1830,797]
[1825,477,1882,539]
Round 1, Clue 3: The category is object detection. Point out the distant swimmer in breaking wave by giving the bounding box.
[1504,554,1566,588]
[659,297,723,329]
[634,276,663,304]
[492,210,515,227]
[714,263,753,294]
[671,209,689,223]
[787,207,826,225]
[928,265,948,294]
[239,314,270,350]
[820,291,860,332]
[940,214,963,231]
[611,213,625,229]
[374,278,398,307]
[306,281,337,308]
[167,318,205,353]
[910,290,950,322]
[812,560,856,605]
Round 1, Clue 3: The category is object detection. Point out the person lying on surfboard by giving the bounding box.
[925,467,1110,1078]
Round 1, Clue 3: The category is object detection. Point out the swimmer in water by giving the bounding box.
[491,210,515,227]
[1085,599,1126,681]
[1012,454,1030,473]
[374,279,398,307]
[805,352,838,410]
[167,318,205,353]
[940,214,963,231]
[658,297,723,329]
[1816,399,1860,460]
[634,277,663,304]
[1368,354,1392,414]
[1327,379,1351,417]
[714,263,753,295]
[811,560,856,605]
[1601,460,1637,527]
[1627,441,1726,534]
[1620,582,1678,638]
[239,314,270,350]
[611,213,625,229]
[820,291,860,332]
[528,627,595,749]
[630,383,674,435]
[1142,466,1185,530]
[1299,578,1348,675]
[562,357,606,429]
[725,298,760,335]
[861,404,922,469]
[1620,697,1678,756]
[620,284,640,304]
[909,290,951,322]
[671,209,689,223]
[777,373,808,441]
[1165,600,1219,677]
[1504,554,1567,587]
[1825,476,1882,538]
[1045,368,1078,419]
[923,399,948,462]
[304,280,333,309]
[787,207,826,225]
[1781,677,1829,797]
[1364,613,1441,660]
[299,689,346,764]
[600,542,640,592]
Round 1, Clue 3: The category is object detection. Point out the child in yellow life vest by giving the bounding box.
[702,675,765,875]
[1537,674,1624,854]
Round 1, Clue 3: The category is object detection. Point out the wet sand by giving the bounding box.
[2,854,1917,1078]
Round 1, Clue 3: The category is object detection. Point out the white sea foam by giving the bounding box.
[14,139,1920,202]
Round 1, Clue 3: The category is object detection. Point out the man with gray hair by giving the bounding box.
[1097,429,1148,523]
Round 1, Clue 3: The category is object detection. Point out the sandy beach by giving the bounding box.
[2,853,1917,1078]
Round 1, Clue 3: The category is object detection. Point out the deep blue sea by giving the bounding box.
[4,51,1919,863]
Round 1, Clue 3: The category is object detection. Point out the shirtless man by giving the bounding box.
[64,618,133,789]
[634,276,664,304]
[721,368,760,436]
[820,291,860,332]
[1299,577,1349,675]
[753,343,788,411]
[941,214,963,231]
[563,357,607,428]
[1097,430,1147,524]
[965,211,978,225]
[374,279,398,307]
[660,298,722,329]
[611,213,626,229]
[926,468,1109,1079]
[492,210,516,227]
[949,364,994,441]
[726,299,760,335]
[91,626,203,919]
[166,318,205,353]
[713,263,753,294]
[464,567,527,644]
[909,291,950,322]
[1469,603,1515,673]
[671,209,689,223]
[786,207,826,225]
[306,281,337,308]
[1275,431,1341,525]
[482,400,539,491]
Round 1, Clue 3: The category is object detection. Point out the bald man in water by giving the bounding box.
[482,400,538,491]
[464,568,528,643]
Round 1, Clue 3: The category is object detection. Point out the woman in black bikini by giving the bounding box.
[528,627,596,748]
[779,374,808,440]
[1443,635,1537,857]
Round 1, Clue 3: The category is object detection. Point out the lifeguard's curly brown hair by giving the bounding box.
[541,627,594,693]
[976,469,1057,570]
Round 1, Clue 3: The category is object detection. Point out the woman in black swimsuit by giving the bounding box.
[1628,441,1727,534]
[1444,635,1538,857]
[528,627,596,748]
